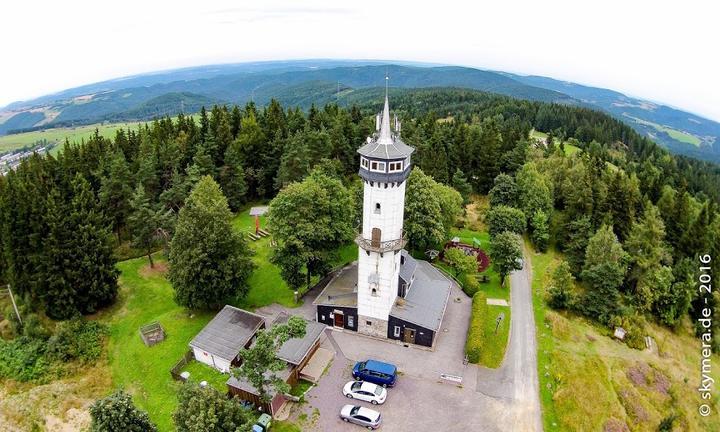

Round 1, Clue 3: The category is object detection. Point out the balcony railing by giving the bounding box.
[355,232,407,253]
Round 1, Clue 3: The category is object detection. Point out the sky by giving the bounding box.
[1,0,719,121]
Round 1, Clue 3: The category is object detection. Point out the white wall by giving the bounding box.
[193,347,231,373]
[357,179,406,321]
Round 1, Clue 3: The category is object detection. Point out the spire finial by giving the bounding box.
[378,75,392,144]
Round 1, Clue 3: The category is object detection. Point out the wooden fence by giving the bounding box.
[170,350,195,381]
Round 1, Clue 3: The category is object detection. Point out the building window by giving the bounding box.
[374,203,381,214]
[371,288,378,296]
[366,320,372,326]
[361,157,369,169]
[321,315,325,321]
[389,161,403,172]
[348,316,354,327]
[370,161,386,173]
[394,326,401,337]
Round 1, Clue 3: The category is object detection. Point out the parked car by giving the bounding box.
[342,380,387,405]
[339,404,382,429]
[352,360,397,387]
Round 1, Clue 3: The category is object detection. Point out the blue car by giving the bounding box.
[352,359,397,387]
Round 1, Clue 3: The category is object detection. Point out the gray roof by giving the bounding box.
[249,206,269,216]
[189,305,265,361]
[399,250,418,285]
[357,136,414,160]
[391,260,451,331]
[276,318,326,365]
[313,263,359,307]
[357,94,414,160]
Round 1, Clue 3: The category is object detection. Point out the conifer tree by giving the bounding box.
[169,176,254,309]
[99,150,133,241]
[219,141,248,212]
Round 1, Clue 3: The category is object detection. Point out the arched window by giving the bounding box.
[374,202,381,214]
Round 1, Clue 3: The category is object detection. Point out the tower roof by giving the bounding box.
[357,79,414,160]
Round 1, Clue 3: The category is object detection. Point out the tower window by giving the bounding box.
[361,157,369,169]
[374,203,381,214]
[371,288,378,296]
[370,161,386,173]
[389,161,403,172]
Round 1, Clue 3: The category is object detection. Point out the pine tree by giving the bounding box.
[169,176,254,309]
[128,184,160,267]
[580,225,628,323]
[275,131,311,189]
[451,169,472,205]
[99,150,133,241]
[488,174,519,207]
[218,141,248,212]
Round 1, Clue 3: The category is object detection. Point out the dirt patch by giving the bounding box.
[139,261,168,278]
[626,362,651,387]
[45,407,91,432]
[603,417,630,432]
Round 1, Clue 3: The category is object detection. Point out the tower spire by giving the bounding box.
[378,75,392,144]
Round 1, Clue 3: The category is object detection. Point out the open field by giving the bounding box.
[527,240,720,431]
[0,122,144,154]
[624,114,702,147]
[530,129,581,155]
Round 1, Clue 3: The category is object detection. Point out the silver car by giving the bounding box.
[339,404,382,429]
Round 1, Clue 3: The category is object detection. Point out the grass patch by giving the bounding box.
[273,420,302,432]
[623,115,701,147]
[0,121,144,154]
[530,129,581,155]
[527,238,720,431]
[289,379,313,397]
[180,360,229,394]
[104,256,215,431]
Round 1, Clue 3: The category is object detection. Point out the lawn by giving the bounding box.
[530,129,581,156]
[105,256,216,431]
[448,228,509,301]
[478,304,511,368]
[181,360,230,394]
[525,240,561,431]
[231,205,357,309]
[0,121,144,154]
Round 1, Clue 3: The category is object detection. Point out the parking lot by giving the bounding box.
[287,284,512,431]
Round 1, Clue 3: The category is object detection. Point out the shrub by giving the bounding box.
[462,273,480,297]
[90,390,157,432]
[0,336,52,382]
[47,318,108,362]
[465,292,488,363]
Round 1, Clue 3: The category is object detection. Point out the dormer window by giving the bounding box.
[389,161,403,172]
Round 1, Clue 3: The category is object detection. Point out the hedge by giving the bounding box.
[465,291,488,363]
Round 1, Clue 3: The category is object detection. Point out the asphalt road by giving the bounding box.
[477,254,543,431]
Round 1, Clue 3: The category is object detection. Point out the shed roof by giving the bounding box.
[189,305,265,362]
[391,260,451,331]
[275,317,326,365]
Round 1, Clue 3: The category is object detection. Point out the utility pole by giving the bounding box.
[7,284,21,325]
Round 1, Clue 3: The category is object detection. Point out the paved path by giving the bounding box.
[476,254,543,431]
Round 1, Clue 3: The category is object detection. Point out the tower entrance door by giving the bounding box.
[403,328,416,344]
[333,311,344,328]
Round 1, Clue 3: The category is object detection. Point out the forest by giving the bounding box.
[0,86,718,349]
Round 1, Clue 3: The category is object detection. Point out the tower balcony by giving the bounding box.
[355,231,407,253]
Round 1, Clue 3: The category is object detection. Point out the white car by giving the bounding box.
[342,380,387,405]
[339,404,382,429]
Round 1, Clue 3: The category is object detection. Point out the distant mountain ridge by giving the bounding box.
[1,60,718,163]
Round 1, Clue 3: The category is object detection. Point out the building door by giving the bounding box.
[371,228,381,248]
[403,328,416,344]
[334,311,344,328]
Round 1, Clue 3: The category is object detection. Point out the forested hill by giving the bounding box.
[1,87,717,347]
[3,60,719,163]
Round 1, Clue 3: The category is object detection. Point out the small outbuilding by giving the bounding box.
[189,305,266,372]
